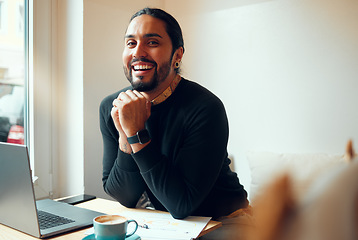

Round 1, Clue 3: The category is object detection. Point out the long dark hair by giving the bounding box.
[130,8,185,55]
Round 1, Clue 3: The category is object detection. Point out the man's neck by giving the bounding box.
[140,73,178,101]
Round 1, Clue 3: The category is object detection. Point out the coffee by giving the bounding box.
[93,214,138,240]
[95,215,126,224]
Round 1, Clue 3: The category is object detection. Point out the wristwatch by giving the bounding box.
[127,129,151,144]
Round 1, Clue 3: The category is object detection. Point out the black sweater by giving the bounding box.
[99,78,248,219]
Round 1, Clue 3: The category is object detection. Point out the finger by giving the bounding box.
[111,107,119,124]
[111,107,120,122]
[125,90,139,100]
[112,98,121,107]
[132,90,146,100]
[118,91,132,103]
[111,106,118,116]
[111,107,125,134]
[146,100,151,118]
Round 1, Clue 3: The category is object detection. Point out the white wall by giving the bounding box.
[80,0,358,200]
[166,0,358,197]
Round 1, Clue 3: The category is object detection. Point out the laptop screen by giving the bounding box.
[0,142,41,237]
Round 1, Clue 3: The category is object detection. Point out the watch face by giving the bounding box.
[138,129,151,144]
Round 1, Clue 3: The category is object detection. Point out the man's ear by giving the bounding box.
[172,47,184,66]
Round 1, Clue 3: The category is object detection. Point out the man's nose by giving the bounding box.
[133,43,147,58]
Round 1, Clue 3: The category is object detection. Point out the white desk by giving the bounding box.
[0,198,222,240]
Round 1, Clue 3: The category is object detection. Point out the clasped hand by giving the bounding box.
[111,90,151,139]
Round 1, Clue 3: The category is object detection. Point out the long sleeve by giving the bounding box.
[99,93,146,207]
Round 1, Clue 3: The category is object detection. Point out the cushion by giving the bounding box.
[247,151,345,201]
[247,159,358,240]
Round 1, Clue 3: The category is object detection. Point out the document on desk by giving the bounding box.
[120,210,211,240]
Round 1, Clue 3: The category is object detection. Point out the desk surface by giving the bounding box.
[0,198,222,240]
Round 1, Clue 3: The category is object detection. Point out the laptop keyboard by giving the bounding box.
[38,210,75,230]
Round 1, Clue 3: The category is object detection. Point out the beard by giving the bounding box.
[124,56,172,92]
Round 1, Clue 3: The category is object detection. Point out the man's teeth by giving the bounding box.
[133,65,153,71]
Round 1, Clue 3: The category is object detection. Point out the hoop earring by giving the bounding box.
[175,62,180,68]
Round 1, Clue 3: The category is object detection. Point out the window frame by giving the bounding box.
[29,0,57,199]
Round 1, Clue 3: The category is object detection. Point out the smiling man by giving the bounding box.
[99,8,250,239]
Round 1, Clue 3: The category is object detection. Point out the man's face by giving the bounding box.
[123,14,175,92]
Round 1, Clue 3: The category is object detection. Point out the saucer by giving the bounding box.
[82,233,141,240]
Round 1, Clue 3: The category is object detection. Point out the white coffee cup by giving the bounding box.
[93,215,138,240]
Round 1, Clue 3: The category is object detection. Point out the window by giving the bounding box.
[2,0,84,199]
[17,1,25,34]
[0,1,3,30]
[0,0,8,35]
[0,0,7,33]
[0,0,26,145]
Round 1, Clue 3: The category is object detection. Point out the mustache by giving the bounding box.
[130,57,157,66]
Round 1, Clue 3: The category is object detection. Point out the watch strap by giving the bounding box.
[127,129,150,144]
[127,134,139,144]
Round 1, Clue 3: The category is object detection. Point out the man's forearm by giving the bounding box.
[119,137,132,154]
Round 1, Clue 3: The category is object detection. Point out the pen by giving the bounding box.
[139,224,150,229]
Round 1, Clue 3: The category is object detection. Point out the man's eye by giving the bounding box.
[127,41,136,48]
[148,41,159,47]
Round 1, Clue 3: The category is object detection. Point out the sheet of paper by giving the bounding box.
[120,210,211,240]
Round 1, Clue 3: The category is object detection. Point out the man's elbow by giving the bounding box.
[169,209,191,220]
[103,183,139,208]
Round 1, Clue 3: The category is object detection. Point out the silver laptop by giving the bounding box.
[0,142,104,238]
